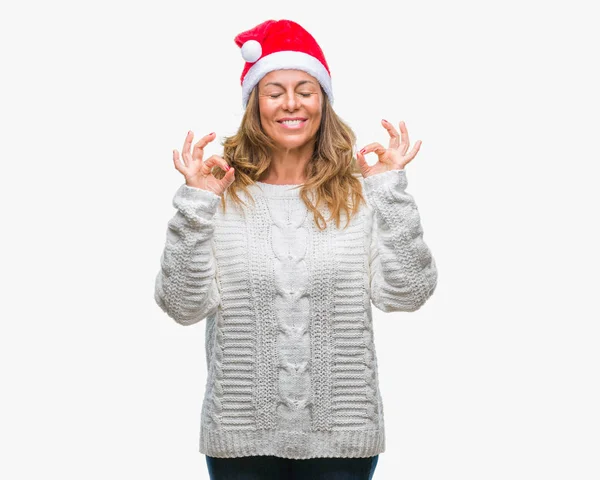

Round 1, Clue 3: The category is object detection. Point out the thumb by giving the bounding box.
[356,152,370,177]
[223,166,235,188]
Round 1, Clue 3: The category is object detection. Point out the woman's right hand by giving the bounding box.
[173,131,235,196]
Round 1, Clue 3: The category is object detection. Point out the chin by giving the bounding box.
[273,136,312,150]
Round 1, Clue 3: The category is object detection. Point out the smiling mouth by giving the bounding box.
[277,119,307,129]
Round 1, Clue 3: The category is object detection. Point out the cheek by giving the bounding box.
[312,107,323,128]
[311,99,323,121]
[258,101,275,122]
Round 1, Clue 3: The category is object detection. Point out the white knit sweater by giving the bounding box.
[154,168,437,459]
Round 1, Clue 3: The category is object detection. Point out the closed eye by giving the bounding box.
[268,93,314,99]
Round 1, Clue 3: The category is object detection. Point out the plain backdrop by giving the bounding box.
[1,0,599,479]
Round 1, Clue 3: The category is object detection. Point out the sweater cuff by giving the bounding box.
[363,169,407,196]
[173,184,221,220]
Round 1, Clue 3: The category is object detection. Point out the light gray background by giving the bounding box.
[1,0,598,478]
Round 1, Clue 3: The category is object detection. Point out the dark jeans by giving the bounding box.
[206,454,379,480]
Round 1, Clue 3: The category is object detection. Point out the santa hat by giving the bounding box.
[234,19,333,108]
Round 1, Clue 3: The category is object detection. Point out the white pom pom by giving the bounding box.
[241,40,262,63]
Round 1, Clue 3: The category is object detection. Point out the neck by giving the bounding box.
[259,143,315,184]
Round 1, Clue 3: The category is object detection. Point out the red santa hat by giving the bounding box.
[234,19,334,108]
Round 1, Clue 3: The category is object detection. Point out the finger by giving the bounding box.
[359,142,387,162]
[403,140,422,163]
[173,149,184,173]
[201,155,228,177]
[203,154,228,172]
[204,154,230,172]
[192,132,216,162]
[181,130,194,166]
[399,121,410,155]
[382,119,400,150]
[200,155,218,177]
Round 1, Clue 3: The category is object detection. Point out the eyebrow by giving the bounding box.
[263,80,316,88]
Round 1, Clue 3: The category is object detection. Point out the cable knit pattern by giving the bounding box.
[154,168,437,459]
[154,185,222,325]
[363,169,438,312]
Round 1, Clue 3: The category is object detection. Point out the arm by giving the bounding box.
[364,169,438,312]
[154,184,222,325]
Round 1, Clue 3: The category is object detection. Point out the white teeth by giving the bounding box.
[281,120,303,125]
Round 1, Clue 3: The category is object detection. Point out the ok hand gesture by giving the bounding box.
[173,131,235,196]
[356,120,422,178]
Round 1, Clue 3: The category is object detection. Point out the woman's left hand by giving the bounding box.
[356,120,422,178]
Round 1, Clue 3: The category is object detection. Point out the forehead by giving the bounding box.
[259,69,319,87]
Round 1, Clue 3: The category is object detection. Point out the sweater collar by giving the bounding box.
[252,181,304,198]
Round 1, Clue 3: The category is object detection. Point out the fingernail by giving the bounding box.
[382,119,388,123]
[359,148,366,154]
[209,132,215,135]
[225,165,230,171]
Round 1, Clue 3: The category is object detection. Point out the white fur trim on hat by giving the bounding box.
[241,50,333,108]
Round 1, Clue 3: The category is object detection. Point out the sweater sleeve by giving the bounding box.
[154,184,222,326]
[363,169,438,312]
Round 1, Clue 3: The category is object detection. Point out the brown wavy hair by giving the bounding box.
[214,85,365,230]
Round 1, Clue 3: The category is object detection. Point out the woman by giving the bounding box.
[154,19,438,480]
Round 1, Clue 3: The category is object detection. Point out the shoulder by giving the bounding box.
[349,171,369,194]
[353,173,369,204]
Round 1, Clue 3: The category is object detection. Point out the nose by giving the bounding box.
[283,91,300,111]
